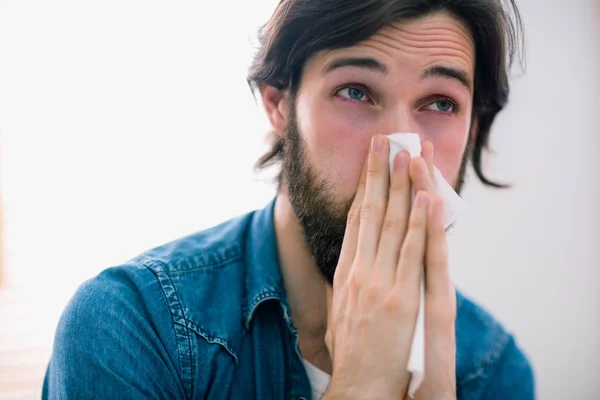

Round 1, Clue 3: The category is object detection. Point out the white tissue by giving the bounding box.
[387,133,465,228]
[386,133,466,398]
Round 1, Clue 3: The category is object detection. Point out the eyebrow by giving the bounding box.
[323,57,472,93]
[420,65,472,93]
[323,57,388,75]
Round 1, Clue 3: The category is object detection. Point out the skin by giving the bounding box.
[261,12,475,399]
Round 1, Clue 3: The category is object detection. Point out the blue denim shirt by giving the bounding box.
[43,198,535,399]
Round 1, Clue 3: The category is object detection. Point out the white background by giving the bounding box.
[0,1,598,398]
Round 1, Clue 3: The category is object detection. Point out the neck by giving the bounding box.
[273,193,332,373]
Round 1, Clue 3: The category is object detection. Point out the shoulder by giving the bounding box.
[137,211,253,274]
[45,263,187,398]
[45,212,258,398]
[127,211,257,359]
[455,291,535,399]
[52,264,173,350]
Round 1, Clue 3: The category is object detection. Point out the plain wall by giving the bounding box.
[0,0,598,398]
[447,1,600,399]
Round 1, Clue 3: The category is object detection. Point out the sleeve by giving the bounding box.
[482,335,536,400]
[42,265,187,400]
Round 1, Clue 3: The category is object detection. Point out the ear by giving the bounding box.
[260,84,290,138]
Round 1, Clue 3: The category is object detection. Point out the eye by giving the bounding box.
[335,86,372,103]
[422,99,457,114]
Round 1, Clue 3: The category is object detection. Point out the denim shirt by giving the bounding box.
[43,198,535,399]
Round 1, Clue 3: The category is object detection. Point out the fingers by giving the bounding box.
[375,151,411,281]
[334,158,368,287]
[409,157,435,195]
[413,196,456,400]
[395,191,429,297]
[415,140,450,298]
[325,138,456,399]
[425,198,451,297]
[423,197,455,336]
[414,298,457,400]
[338,137,435,288]
[354,135,390,269]
[325,285,335,352]
[421,140,436,185]
[409,140,436,196]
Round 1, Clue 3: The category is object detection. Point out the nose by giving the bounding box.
[381,107,418,135]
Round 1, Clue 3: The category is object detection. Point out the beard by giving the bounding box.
[282,109,471,286]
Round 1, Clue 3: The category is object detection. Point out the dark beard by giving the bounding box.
[282,110,471,285]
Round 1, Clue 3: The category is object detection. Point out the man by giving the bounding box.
[43,0,534,398]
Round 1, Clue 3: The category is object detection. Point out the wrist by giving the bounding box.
[324,380,398,400]
[324,391,395,400]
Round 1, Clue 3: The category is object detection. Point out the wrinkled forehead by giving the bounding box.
[310,13,476,83]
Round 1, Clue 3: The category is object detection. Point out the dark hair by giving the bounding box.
[248,0,524,188]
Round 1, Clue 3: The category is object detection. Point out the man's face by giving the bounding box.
[282,13,476,284]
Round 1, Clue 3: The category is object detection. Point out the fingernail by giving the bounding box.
[371,135,383,154]
[394,152,407,171]
[416,192,429,208]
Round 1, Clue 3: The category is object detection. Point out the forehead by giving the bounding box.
[311,13,475,81]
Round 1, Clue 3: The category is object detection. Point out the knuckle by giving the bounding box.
[381,216,401,232]
[360,202,382,220]
[431,302,457,327]
[382,291,419,318]
[381,294,400,314]
[361,283,384,303]
[359,205,371,221]
[427,252,449,272]
[346,272,361,292]
[366,164,380,177]
[409,212,426,230]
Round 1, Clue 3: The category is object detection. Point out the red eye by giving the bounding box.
[422,99,457,114]
[335,86,372,103]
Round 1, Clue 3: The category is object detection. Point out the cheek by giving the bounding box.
[296,98,374,199]
[420,119,470,182]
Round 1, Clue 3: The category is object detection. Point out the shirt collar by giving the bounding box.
[242,197,289,329]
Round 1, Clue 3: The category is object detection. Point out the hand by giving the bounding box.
[323,135,456,400]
